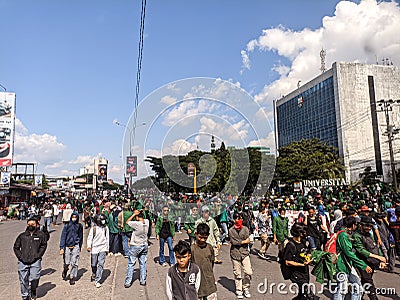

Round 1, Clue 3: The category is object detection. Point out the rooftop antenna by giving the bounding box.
[320,48,326,73]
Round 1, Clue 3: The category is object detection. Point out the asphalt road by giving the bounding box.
[1,218,400,300]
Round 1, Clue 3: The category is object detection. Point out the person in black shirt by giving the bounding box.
[304,207,323,251]
[155,205,175,266]
[283,223,313,300]
[13,217,48,300]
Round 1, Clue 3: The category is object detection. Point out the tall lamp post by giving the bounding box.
[377,99,400,190]
[114,120,146,193]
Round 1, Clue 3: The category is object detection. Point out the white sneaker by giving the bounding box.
[243,290,251,298]
[95,282,102,288]
[236,291,243,299]
[114,253,122,257]
[161,262,168,267]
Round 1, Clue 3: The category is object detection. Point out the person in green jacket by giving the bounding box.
[155,205,175,266]
[334,216,372,300]
[107,204,122,256]
[219,203,230,245]
[352,216,386,300]
[272,207,289,259]
[118,203,134,257]
[184,206,199,245]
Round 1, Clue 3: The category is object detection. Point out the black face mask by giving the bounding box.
[27,225,36,232]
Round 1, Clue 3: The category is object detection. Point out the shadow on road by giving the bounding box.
[76,268,88,281]
[41,268,56,276]
[37,281,56,298]
[217,276,235,293]
[153,256,172,265]
[99,269,111,284]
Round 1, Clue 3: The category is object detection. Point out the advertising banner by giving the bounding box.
[0,92,16,167]
[57,179,63,188]
[126,156,137,176]
[34,175,43,187]
[0,171,11,188]
[187,163,195,177]
[98,164,107,182]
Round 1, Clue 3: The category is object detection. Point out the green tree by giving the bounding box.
[274,138,345,185]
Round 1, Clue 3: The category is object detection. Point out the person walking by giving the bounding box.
[272,207,289,260]
[155,205,175,266]
[191,223,218,300]
[333,216,372,300]
[87,214,109,288]
[229,213,253,299]
[257,205,271,259]
[43,204,53,232]
[118,203,134,257]
[124,209,149,288]
[13,217,48,300]
[107,204,121,256]
[195,206,222,264]
[59,212,83,285]
[52,202,60,225]
[184,206,199,245]
[62,203,74,225]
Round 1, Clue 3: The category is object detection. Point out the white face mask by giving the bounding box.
[101,220,106,225]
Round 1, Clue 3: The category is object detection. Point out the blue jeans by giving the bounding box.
[18,259,41,299]
[220,222,229,243]
[307,236,320,250]
[333,270,362,300]
[159,236,174,265]
[125,244,148,285]
[91,252,106,283]
[121,232,132,256]
[44,217,52,232]
[64,245,80,278]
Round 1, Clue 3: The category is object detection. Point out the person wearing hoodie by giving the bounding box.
[59,212,83,285]
[330,210,343,235]
[87,214,109,288]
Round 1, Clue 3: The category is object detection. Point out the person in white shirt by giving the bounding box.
[43,204,53,232]
[52,202,60,225]
[87,214,109,288]
[124,209,149,288]
[62,203,74,225]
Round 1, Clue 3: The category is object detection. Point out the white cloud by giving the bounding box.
[14,119,66,170]
[248,131,276,154]
[242,0,400,104]
[240,50,251,73]
[160,95,177,105]
[69,154,102,165]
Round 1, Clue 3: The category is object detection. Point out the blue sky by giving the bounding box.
[1,0,399,182]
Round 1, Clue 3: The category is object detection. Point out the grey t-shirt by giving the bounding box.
[128,219,149,246]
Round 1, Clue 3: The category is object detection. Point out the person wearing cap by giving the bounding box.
[108,204,122,256]
[359,205,383,247]
[352,215,386,300]
[195,205,222,264]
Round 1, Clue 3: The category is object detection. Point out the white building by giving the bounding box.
[274,62,400,183]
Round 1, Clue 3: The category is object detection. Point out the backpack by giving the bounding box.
[324,229,345,264]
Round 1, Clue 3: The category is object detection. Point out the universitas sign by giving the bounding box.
[303,178,349,187]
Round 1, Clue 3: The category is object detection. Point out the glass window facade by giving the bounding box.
[276,76,338,149]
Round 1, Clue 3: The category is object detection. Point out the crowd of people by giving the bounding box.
[8,183,400,299]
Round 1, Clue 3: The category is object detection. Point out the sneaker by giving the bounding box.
[115,253,122,257]
[69,277,75,285]
[107,252,113,257]
[223,242,230,245]
[91,274,96,282]
[140,282,146,286]
[95,282,102,288]
[236,291,244,299]
[161,262,168,267]
[124,282,132,288]
[243,290,251,298]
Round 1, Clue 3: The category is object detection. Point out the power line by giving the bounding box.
[132,0,147,148]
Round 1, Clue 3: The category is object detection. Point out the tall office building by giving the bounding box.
[274,62,400,183]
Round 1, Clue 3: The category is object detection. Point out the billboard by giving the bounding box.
[98,164,107,182]
[126,156,137,176]
[0,92,16,166]
[34,175,43,187]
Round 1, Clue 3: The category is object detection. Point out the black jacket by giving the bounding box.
[14,229,47,264]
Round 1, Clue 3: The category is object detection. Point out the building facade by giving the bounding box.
[274,62,400,183]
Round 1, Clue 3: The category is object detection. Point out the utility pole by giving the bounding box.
[377,99,400,190]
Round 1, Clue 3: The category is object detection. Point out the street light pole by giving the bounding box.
[113,120,146,193]
[377,99,400,190]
